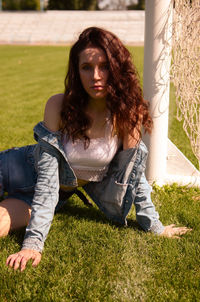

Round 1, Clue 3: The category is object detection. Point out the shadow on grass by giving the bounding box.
[4,195,141,246]
[8,228,26,246]
[56,196,140,231]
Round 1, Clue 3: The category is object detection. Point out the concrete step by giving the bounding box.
[0,10,144,45]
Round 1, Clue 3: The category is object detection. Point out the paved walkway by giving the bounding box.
[0,10,144,45]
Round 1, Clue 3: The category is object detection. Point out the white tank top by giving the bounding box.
[63,119,121,181]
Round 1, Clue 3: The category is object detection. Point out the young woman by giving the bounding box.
[0,27,191,272]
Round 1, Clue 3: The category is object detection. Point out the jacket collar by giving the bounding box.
[33,121,68,161]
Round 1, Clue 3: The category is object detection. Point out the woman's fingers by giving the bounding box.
[161,224,192,238]
[176,227,192,235]
[32,253,41,268]
[6,249,41,272]
[6,253,19,268]
[20,256,29,272]
[6,253,24,270]
[13,255,23,271]
[172,226,192,236]
[171,235,181,239]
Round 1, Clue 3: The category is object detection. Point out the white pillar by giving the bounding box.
[40,0,44,11]
[143,0,173,185]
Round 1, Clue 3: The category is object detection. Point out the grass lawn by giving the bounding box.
[0,45,200,301]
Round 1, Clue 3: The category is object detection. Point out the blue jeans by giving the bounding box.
[0,145,37,206]
[0,145,73,211]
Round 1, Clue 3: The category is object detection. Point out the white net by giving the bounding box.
[171,0,200,169]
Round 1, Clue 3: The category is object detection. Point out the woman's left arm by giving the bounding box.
[134,173,192,238]
[123,128,192,238]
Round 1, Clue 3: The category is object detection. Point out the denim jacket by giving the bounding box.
[22,122,164,252]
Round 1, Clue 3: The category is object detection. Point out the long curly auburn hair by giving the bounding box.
[60,27,152,146]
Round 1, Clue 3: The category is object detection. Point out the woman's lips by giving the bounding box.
[91,86,104,90]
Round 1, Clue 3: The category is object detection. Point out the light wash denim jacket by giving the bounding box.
[22,122,165,252]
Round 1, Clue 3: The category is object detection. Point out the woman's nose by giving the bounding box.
[93,67,101,80]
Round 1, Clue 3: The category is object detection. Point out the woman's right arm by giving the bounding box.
[6,94,63,272]
[6,149,60,271]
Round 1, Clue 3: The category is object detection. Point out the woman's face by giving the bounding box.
[78,47,109,101]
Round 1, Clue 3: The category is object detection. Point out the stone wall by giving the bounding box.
[0,10,144,45]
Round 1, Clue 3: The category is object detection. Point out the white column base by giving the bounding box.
[148,139,200,188]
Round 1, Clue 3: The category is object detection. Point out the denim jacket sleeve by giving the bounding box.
[134,173,165,234]
[21,147,59,253]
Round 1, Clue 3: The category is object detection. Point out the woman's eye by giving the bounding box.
[101,64,109,70]
[82,65,91,70]
[81,64,108,71]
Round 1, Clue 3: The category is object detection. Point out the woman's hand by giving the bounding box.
[6,249,41,272]
[160,224,192,238]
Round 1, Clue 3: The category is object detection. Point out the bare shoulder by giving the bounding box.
[44,93,64,132]
[123,127,141,150]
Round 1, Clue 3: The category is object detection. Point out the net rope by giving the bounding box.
[171,0,200,169]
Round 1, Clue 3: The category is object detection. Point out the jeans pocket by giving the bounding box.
[99,177,128,216]
[25,145,36,166]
